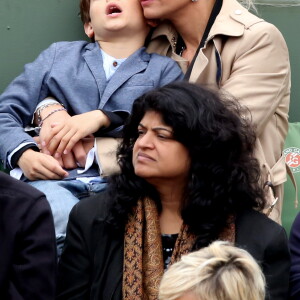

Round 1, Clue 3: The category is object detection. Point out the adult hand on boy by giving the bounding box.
[62,141,89,169]
[18,149,69,180]
[43,110,109,158]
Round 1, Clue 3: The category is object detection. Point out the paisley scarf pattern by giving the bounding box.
[122,197,235,300]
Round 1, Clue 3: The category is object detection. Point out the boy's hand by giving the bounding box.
[18,149,68,180]
[43,110,109,158]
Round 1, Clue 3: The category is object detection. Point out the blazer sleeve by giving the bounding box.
[289,213,300,299]
[57,203,92,300]
[261,225,290,300]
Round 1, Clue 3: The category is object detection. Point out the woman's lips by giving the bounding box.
[137,152,155,162]
[140,0,154,7]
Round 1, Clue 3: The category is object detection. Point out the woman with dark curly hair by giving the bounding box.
[57,81,290,300]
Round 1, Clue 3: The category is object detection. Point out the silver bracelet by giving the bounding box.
[37,102,65,124]
[38,108,67,128]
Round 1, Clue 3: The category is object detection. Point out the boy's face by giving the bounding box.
[84,0,149,40]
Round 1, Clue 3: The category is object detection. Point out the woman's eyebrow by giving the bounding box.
[152,127,173,133]
[139,123,173,133]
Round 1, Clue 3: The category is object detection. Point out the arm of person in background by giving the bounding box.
[0,173,57,299]
[261,224,291,300]
[289,213,300,299]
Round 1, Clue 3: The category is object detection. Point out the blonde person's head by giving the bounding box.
[159,241,265,300]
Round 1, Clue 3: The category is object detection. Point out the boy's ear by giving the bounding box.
[84,22,95,38]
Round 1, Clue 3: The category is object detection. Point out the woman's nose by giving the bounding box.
[136,132,155,149]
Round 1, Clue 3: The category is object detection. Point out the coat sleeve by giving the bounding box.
[57,203,93,300]
[289,213,300,299]
[262,224,291,300]
[10,194,57,300]
[221,21,290,137]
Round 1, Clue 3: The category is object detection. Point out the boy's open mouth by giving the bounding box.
[106,4,122,15]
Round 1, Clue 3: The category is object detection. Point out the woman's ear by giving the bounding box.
[84,22,95,38]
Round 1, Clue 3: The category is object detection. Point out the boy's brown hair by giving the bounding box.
[80,0,90,23]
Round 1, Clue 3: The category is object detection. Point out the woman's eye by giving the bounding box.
[157,134,170,140]
[137,130,144,136]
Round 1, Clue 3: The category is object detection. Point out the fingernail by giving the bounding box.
[54,152,61,158]
[42,141,46,146]
[63,150,68,155]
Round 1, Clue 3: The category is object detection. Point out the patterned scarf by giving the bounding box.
[122,197,235,300]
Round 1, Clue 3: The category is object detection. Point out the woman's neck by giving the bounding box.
[154,182,186,234]
[170,0,216,62]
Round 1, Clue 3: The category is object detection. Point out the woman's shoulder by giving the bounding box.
[236,209,287,246]
[237,209,284,231]
[216,1,286,44]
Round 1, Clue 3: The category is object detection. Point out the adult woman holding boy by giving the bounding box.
[142,0,291,223]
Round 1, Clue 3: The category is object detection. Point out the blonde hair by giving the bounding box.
[159,241,265,300]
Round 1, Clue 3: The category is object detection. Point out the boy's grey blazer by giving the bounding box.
[0,41,183,168]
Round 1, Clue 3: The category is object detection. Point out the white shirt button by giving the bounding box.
[234,9,242,15]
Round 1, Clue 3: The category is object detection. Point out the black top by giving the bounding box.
[162,233,178,269]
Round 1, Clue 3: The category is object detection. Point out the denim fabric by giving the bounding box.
[28,178,107,256]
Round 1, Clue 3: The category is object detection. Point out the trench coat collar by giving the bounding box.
[150,0,264,48]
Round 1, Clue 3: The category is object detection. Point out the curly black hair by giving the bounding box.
[106,81,266,249]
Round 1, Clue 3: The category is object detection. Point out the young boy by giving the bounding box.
[0,0,183,255]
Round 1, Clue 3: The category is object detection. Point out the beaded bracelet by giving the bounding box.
[37,102,65,124]
[38,108,67,128]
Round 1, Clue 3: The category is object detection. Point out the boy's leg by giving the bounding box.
[27,179,107,256]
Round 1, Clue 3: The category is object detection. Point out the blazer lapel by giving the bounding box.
[99,48,150,109]
[83,43,107,100]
